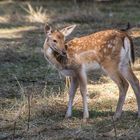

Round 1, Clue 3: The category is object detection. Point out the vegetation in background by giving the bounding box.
[0,0,140,139]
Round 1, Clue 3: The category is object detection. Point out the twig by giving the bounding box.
[110,106,118,140]
[111,116,117,140]
[27,93,32,131]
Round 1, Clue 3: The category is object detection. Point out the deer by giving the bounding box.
[42,24,140,121]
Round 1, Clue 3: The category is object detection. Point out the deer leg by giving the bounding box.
[103,66,129,120]
[65,77,79,118]
[114,75,129,120]
[120,66,140,118]
[77,69,89,120]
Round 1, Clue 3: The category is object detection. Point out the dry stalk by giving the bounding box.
[111,116,118,140]
[65,76,70,91]
[27,92,32,131]
[110,106,118,140]
[21,3,48,23]
[14,75,24,96]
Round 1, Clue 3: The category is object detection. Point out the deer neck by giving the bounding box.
[52,48,68,67]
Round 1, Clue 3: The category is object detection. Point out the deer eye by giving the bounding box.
[53,39,57,43]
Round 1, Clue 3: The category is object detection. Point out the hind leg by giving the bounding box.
[120,65,140,117]
[103,65,129,120]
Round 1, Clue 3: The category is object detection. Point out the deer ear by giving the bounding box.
[60,24,76,37]
[44,24,52,36]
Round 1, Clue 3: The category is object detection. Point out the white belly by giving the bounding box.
[60,62,100,77]
[84,62,100,72]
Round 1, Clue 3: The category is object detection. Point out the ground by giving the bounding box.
[0,0,140,139]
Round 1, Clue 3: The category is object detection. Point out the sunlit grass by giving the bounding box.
[0,26,38,39]
[22,3,49,23]
[0,26,37,34]
[0,16,9,23]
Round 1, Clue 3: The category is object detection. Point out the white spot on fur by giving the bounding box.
[108,44,112,48]
[112,46,116,52]
[104,48,107,53]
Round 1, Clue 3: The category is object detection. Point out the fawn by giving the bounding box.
[42,24,140,121]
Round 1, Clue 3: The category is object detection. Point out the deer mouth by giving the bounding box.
[50,45,67,57]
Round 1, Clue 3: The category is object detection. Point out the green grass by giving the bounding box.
[0,0,140,139]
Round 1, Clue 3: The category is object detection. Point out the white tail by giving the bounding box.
[43,24,140,121]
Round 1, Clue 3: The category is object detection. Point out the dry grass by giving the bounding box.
[0,16,9,23]
[22,3,49,23]
[0,0,140,139]
[0,26,37,39]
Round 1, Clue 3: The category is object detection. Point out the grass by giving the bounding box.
[21,3,49,23]
[0,0,140,139]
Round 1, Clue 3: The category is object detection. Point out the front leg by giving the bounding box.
[77,69,89,120]
[65,76,79,118]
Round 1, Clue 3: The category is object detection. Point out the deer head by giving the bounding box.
[43,24,76,55]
